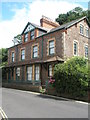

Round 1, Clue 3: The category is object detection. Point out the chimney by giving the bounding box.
[40,15,60,29]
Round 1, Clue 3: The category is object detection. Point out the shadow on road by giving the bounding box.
[36,94,69,101]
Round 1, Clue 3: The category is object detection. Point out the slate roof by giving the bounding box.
[36,16,89,38]
[50,16,89,33]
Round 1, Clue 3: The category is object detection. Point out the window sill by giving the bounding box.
[79,33,89,38]
[48,53,55,57]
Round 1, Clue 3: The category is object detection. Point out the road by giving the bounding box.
[1,88,88,118]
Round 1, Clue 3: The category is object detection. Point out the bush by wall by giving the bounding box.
[53,57,88,99]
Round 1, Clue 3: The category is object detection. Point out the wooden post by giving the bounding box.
[25,66,27,81]
[14,68,16,81]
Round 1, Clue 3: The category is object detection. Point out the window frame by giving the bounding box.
[49,40,55,55]
[35,65,40,81]
[73,40,78,56]
[85,27,89,37]
[80,24,84,35]
[30,30,35,40]
[24,33,28,42]
[27,66,33,81]
[31,43,39,59]
[85,45,88,58]
[48,64,54,77]
[11,51,15,62]
[21,49,25,61]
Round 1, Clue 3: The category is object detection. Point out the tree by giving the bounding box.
[0,48,8,67]
[56,7,88,25]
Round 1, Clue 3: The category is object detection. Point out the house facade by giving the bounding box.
[6,16,89,87]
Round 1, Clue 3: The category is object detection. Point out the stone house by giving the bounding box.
[6,16,89,88]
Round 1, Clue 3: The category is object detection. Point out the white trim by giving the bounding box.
[73,40,79,56]
[84,44,88,58]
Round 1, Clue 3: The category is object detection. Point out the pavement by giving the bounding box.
[1,88,89,118]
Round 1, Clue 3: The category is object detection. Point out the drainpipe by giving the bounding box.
[41,36,43,59]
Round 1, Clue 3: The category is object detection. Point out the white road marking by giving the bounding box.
[0,107,8,119]
[75,101,88,105]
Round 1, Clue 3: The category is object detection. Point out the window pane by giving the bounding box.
[49,65,52,77]
[35,66,39,81]
[86,29,88,37]
[27,66,32,81]
[33,46,38,58]
[49,41,54,48]
[21,49,25,60]
[49,40,55,55]
[80,25,84,34]
[31,30,35,40]
[24,34,28,42]
[50,48,54,54]
[85,46,88,57]
[12,52,15,62]
[21,50,25,54]
[33,46,38,52]
[74,42,78,55]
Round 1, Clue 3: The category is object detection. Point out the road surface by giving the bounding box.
[1,88,88,118]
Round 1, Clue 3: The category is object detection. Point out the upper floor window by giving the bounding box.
[33,45,38,58]
[12,52,15,62]
[21,49,25,60]
[24,33,28,42]
[85,28,89,37]
[80,24,84,35]
[49,40,55,55]
[85,45,88,58]
[30,30,35,40]
[74,41,78,56]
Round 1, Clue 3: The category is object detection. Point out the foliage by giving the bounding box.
[54,57,88,98]
[0,48,8,67]
[56,7,88,25]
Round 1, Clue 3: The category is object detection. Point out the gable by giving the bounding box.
[22,22,35,34]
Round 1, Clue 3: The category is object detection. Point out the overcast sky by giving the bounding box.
[0,0,89,48]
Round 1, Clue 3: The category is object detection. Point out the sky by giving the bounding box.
[0,0,89,49]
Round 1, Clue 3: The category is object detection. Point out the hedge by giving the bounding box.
[53,57,88,98]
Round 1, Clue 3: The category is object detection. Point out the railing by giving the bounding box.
[8,79,41,86]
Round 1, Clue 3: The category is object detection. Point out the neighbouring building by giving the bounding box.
[5,16,90,88]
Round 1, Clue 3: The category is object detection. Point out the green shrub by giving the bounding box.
[54,57,88,98]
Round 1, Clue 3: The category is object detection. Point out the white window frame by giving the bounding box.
[85,27,89,37]
[73,40,78,56]
[49,40,55,55]
[35,66,40,81]
[30,30,35,40]
[12,52,15,62]
[21,49,25,60]
[16,67,20,77]
[24,33,28,42]
[85,44,88,58]
[27,66,32,81]
[33,45,38,58]
[48,65,53,77]
[80,24,84,35]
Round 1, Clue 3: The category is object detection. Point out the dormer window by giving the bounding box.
[30,30,35,40]
[24,33,28,42]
